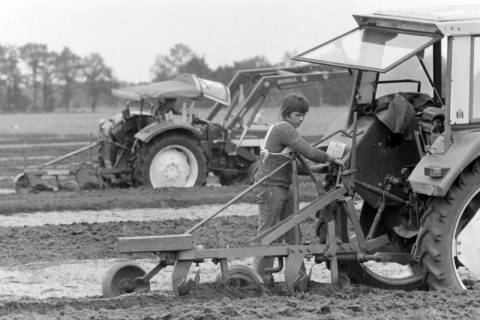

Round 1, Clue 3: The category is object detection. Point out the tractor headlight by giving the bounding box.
[427,134,446,155]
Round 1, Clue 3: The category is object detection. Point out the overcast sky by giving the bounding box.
[1,0,478,82]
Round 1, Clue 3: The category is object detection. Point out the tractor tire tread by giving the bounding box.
[417,160,480,289]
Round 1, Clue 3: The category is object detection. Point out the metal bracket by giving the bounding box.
[140,260,167,283]
[219,259,229,285]
[171,260,193,296]
[327,221,340,285]
[284,251,308,294]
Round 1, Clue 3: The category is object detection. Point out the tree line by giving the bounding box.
[0,44,115,112]
[0,42,351,113]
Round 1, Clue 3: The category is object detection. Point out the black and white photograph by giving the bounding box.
[1,0,480,319]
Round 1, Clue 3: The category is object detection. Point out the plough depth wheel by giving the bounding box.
[13,173,32,194]
[102,262,150,297]
[215,265,264,296]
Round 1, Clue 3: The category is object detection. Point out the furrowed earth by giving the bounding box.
[0,128,479,319]
[1,187,480,320]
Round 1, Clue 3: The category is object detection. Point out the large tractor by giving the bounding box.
[102,6,480,297]
[293,6,480,290]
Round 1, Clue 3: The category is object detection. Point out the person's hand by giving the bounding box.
[328,156,343,168]
[311,163,330,173]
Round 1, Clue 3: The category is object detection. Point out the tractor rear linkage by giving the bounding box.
[103,121,410,297]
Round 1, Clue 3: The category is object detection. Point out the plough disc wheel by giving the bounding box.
[216,265,264,296]
[102,262,150,298]
[13,173,32,194]
[61,180,81,192]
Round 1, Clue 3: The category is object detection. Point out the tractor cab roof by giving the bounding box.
[112,73,230,106]
[294,5,480,73]
[366,5,480,36]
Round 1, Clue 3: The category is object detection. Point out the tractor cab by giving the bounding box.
[295,5,480,197]
[289,5,480,289]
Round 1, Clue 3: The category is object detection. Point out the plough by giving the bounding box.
[102,121,398,297]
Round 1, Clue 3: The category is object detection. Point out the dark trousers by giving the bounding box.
[254,184,301,278]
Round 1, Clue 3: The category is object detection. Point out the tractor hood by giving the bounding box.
[112,74,231,106]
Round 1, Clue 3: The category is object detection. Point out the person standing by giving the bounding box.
[253,93,337,284]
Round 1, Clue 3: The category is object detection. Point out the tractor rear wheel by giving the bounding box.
[419,160,480,290]
[134,134,207,188]
[338,203,426,290]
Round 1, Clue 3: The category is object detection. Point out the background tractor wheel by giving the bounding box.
[134,134,207,188]
[215,265,264,296]
[338,202,426,290]
[102,262,150,297]
[418,160,480,290]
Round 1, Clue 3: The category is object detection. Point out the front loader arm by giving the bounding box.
[206,65,325,121]
[227,70,353,148]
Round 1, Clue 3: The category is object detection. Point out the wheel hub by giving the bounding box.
[150,148,192,187]
[163,163,182,180]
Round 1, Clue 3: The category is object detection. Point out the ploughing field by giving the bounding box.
[1,110,479,319]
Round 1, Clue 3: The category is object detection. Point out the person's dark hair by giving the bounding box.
[281,94,310,119]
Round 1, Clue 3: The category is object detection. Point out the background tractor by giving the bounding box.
[106,66,348,188]
[15,66,348,192]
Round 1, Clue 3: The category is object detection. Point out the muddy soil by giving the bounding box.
[0,182,478,319]
[2,278,479,319]
[0,182,320,214]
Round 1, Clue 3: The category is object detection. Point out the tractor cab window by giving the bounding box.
[450,35,480,125]
[295,27,439,73]
[472,37,480,120]
[376,47,434,99]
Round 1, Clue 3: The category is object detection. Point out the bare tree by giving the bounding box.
[40,51,58,111]
[55,47,81,112]
[0,46,29,112]
[177,55,212,78]
[280,50,300,67]
[150,43,195,81]
[81,53,114,111]
[19,43,48,111]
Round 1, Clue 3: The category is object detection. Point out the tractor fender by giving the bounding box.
[134,121,202,143]
[409,131,480,197]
